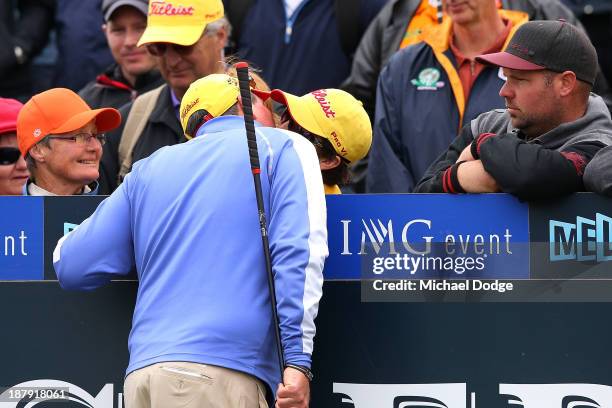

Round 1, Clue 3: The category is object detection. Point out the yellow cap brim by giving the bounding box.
[270,90,326,138]
[138,25,203,47]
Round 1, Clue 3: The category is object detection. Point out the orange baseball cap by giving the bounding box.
[137,0,225,47]
[17,88,121,156]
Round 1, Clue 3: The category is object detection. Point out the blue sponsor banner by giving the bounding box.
[325,194,529,280]
[0,197,44,280]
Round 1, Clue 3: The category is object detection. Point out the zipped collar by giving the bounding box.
[96,73,133,92]
[95,64,163,98]
[420,8,528,130]
[422,9,527,53]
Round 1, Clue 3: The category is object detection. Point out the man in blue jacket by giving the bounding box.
[224,0,388,95]
[54,73,327,407]
[367,0,528,193]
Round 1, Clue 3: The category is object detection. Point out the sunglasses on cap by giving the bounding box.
[146,42,194,57]
[0,147,21,165]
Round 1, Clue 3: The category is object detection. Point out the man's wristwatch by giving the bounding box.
[285,364,314,381]
[14,46,26,65]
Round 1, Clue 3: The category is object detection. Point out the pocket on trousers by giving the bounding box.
[157,365,214,384]
[152,365,214,407]
[257,381,268,408]
[238,381,268,408]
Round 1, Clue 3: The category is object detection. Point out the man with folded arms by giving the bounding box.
[415,20,612,200]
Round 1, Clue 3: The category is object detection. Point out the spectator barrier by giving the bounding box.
[1,194,611,407]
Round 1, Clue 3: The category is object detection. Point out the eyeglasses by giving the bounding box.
[0,147,20,165]
[146,42,194,57]
[47,133,106,146]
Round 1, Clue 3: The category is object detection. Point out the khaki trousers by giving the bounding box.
[124,362,268,408]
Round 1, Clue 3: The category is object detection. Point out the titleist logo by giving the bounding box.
[181,97,199,120]
[150,2,195,16]
[311,90,336,118]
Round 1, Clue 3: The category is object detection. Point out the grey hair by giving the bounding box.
[203,17,232,61]
[204,16,232,39]
[25,137,51,173]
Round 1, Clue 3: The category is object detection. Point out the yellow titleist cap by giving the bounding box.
[180,74,240,138]
[138,0,224,47]
[271,89,372,163]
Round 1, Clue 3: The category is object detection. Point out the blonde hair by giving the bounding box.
[225,61,279,126]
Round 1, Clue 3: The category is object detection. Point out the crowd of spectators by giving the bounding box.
[9,2,611,407]
[1,0,611,199]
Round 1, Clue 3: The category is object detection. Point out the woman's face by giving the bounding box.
[0,132,29,195]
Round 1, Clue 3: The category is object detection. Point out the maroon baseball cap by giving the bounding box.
[0,98,23,135]
[476,20,598,85]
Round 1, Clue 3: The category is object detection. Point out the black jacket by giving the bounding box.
[99,85,185,194]
[79,63,164,110]
[0,0,55,99]
[414,95,612,201]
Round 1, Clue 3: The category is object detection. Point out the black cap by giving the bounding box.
[101,0,148,22]
[476,20,598,85]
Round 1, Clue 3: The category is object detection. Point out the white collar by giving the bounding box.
[28,181,91,196]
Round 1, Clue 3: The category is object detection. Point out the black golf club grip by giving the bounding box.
[235,63,260,171]
[235,61,286,382]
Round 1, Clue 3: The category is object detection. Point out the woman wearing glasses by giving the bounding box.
[16,88,121,196]
[0,98,28,195]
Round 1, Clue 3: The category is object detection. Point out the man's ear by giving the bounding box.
[214,26,228,50]
[320,155,342,170]
[237,96,263,122]
[558,71,578,97]
[28,144,46,163]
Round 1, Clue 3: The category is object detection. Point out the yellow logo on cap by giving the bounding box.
[181,97,199,121]
[330,131,348,157]
[150,1,195,16]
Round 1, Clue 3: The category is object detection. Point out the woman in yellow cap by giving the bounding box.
[264,88,372,194]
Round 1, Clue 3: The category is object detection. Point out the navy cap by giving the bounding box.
[102,0,148,22]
